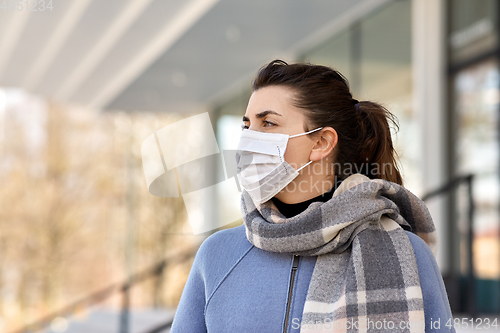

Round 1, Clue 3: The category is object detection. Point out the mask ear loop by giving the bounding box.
[296,159,314,172]
[290,127,324,172]
[289,126,324,138]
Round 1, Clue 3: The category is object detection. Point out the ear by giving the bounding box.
[309,127,338,161]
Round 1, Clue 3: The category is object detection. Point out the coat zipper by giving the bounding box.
[283,255,300,333]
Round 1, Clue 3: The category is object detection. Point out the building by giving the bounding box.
[0,0,498,329]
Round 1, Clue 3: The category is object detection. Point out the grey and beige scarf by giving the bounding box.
[241,174,438,333]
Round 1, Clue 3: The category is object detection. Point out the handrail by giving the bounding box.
[421,174,473,201]
[140,320,173,333]
[11,247,198,333]
[421,174,476,318]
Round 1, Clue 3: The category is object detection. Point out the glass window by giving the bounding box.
[301,29,352,84]
[452,58,500,281]
[301,1,417,192]
[449,0,498,65]
[358,1,412,103]
[358,0,417,191]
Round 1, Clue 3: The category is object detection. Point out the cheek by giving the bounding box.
[283,149,295,166]
[283,142,310,168]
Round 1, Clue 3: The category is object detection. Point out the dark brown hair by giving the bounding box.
[252,59,403,185]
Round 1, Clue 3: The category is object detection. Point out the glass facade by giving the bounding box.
[449,0,500,313]
[301,0,419,192]
[453,58,500,278]
[358,0,417,190]
[301,29,352,87]
[449,0,497,65]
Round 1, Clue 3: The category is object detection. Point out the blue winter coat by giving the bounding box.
[170,224,455,332]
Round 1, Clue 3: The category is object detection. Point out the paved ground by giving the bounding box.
[38,310,499,333]
[41,307,175,333]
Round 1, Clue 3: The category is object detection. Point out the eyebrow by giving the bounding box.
[242,110,282,122]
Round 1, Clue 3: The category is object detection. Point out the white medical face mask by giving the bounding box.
[235,126,323,204]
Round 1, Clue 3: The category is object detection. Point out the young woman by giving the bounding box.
[170,60,455,333]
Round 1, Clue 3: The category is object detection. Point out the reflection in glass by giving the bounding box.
[358,0,417,193]
[301,1,418,193]
[453,58,500,280]
[449,0,498,65]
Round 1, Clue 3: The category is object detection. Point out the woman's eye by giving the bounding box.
[241,121,275,130]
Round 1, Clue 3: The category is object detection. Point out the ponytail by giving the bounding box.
[357,101,403,185]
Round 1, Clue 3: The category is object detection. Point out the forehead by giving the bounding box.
[245,85,300,116]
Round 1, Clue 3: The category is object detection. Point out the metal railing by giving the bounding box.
[421,174,476,318]
[11,247,198,333]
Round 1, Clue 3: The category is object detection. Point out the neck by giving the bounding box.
[272,176,338,204]
[271,177,343,218]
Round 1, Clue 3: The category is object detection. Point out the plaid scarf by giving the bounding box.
[241,174,438,333]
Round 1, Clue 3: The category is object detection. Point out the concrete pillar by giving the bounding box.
[412,0,450,274]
